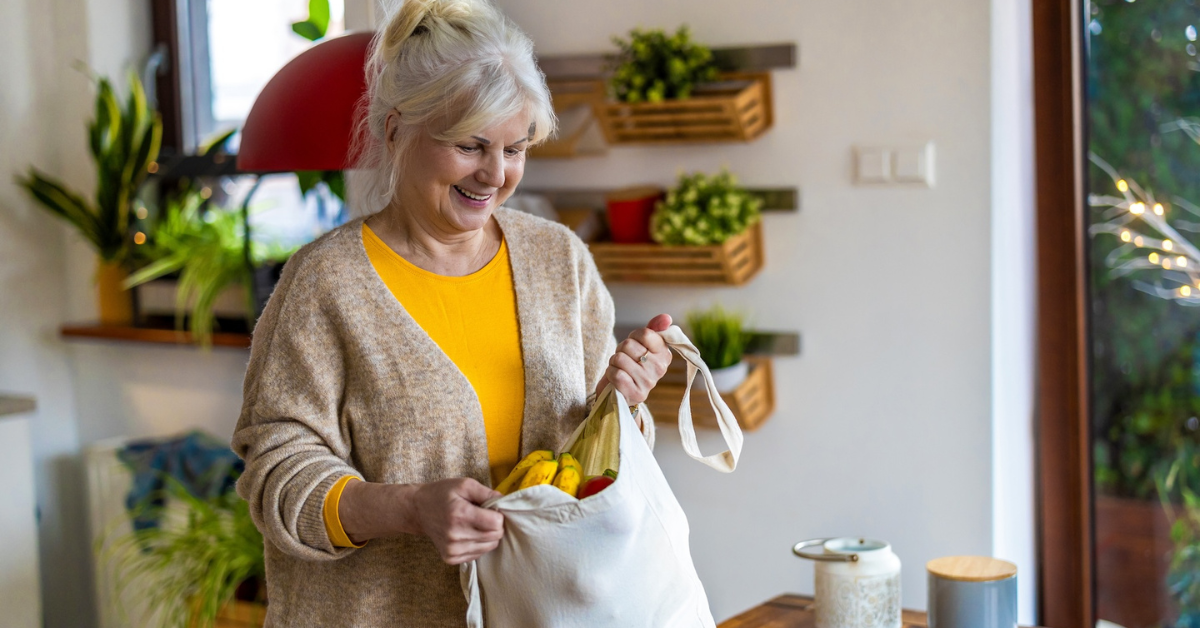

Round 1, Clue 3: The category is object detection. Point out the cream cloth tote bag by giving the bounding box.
[461,325,744,627]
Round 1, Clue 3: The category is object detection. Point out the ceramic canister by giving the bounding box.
[926,556,1017,628]
[792,538,902,628]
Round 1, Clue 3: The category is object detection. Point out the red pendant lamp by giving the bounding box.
[237,31,373,172]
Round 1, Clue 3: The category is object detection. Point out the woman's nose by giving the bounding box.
[476,153,505,189]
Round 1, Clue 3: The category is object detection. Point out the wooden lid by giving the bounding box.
[926,556,1017,582]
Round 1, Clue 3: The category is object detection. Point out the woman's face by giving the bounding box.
[392,113,532,236]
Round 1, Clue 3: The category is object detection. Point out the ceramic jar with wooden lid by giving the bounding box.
[792,537,901,628]
[926,556,1017,628]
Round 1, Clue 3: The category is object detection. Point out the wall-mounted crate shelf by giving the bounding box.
[646,356,775,432]
[593,72,773,146]
[530,79,608,159]
[589,221,763,286]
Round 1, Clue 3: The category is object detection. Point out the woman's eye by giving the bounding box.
[457,144,481,153]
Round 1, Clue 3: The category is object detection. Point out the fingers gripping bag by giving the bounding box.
[461,325,744,628]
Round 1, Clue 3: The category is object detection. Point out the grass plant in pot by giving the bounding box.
[15,69,161,325]
[102,477,266,628]
[687,304,750,393]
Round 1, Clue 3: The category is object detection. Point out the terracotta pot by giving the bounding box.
[95,260,133,326]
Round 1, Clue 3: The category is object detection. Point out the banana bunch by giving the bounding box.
[496,451,584,498]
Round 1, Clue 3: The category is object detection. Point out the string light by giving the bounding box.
[1165,240,1175,251]
[1121,230,1132,242]
[133,232,146,245]
[147,162,159,174]
[1136,236,1145,247]
[1154,203,1165,215]
[1183,286,1194,298]
[1150,252,1160,264]
[1179,256,1189,267]
[136,205,148,220]
[1165,258,1174,269]
[1118,179,1129,192]
[200,187,213,200]
[1132,202,1146,215]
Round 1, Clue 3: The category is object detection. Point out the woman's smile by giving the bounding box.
[453,184,493,208]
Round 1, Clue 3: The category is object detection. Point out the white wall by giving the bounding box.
[495,0,1002,619]
[0,0,1037,624]
[1,0,94,625]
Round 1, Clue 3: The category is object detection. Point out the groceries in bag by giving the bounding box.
[495,388,624,499]
[463,325,743,628]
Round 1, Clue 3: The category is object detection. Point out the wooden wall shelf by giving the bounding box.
[60,324,252,349]
[647,356,775,431]
[520,187,799,213]
[538,43,797,81]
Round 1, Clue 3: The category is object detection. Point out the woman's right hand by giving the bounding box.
[340,477,504,565]
[408,478,505,564]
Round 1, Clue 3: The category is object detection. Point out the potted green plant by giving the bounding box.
[651,169,762,246]
[15,69,161,324]
[608,26,717,104]
[687,304,750,392]
[103,477,265,628]
[124,189,297,347]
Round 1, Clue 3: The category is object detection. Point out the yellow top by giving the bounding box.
[322,223,526,547]
[926,556,1018,582]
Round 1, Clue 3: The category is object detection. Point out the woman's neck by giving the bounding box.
[365,202,501,277]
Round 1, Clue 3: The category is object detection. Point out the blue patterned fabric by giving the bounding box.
[118,430,243,531]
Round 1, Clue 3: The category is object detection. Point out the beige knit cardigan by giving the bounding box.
[232,208,653,627]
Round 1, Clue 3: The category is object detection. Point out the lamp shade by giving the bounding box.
[237,31,373,172]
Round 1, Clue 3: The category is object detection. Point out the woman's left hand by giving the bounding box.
[595,314,673,405]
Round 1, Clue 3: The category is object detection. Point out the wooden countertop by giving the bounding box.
[719,594,1046,628]
[719,594,927,628]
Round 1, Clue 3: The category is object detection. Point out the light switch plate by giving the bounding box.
[855,147,892,184]
[893,142,935,187]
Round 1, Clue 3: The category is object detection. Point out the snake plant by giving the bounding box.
[15,69,161,263]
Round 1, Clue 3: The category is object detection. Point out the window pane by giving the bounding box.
[205,0,345,134]
[1087,1,1200,626]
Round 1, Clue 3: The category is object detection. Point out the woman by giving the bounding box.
[231,0,673,625]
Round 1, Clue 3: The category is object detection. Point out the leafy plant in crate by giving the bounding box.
[652,169,762,246]
[15,69,161,324]
[103,477,265,628]
[608,26,717,103]
[686,304,749,393]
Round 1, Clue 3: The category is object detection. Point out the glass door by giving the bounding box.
[1086,1,1200,625]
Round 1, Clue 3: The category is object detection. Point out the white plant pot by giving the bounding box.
[706,360,749,394]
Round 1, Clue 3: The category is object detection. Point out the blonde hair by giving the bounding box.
[350,0,556,215]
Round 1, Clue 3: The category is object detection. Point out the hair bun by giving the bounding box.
[380,0,480,58]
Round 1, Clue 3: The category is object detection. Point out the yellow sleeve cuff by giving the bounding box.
[323,475,365,548]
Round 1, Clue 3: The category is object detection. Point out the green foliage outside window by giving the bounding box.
[1088,0,1200,499]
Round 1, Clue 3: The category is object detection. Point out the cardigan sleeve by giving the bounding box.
[574,238,656,450]
[231,249,362,561]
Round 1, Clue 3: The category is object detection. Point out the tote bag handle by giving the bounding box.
[657,325,743,473]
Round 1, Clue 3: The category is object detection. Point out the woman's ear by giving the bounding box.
[384,109,402,152]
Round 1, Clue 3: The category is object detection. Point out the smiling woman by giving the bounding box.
[229,0,676,626]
